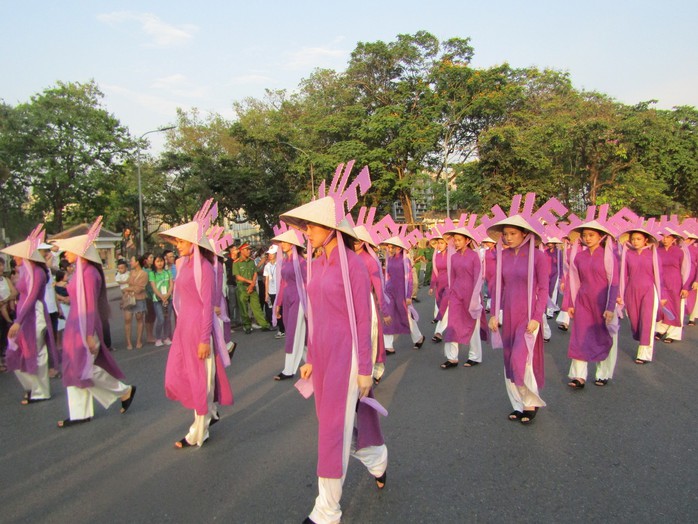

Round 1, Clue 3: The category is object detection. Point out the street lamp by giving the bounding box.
[136,126,175,254]
[280,142,315,199]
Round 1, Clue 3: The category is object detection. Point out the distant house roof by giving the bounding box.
[48,224,121,241]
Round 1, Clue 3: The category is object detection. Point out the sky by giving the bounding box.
[2,0,697,153]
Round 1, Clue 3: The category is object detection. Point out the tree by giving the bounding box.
[2,81,137,232]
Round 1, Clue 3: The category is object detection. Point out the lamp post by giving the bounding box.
[280,142,315,199]
[136,126,175,254]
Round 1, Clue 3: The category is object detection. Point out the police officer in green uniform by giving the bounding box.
[233,243,271,334]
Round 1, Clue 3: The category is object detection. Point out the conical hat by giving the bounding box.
[568,220,614,241]
[280,196,358,239]
[545,237,563,244]
[486,215,543,243]
[1,239,45,264]
[53,235,103,265]
[619,227,659,244]
[663,227,685,240]
[381,236,409,250]
[160,222,215,252]
[272,228,305,248]
[442,226,479,244]
[352,225,379,248]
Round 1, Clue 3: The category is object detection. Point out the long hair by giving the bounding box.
[87,260,111,324]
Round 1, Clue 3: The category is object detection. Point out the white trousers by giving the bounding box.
[15,303,51,400]
[66,365,130,420]
[184,352,216,447]
[656,297,685,341]
[309,342,388,524]
[504,327,545,411]
[368,296,385,381]
[383,312,423,350]
[282,303,307,376]
[568,334,618,381]
[433,304,447,337]
[542,314,551,340]
[556,310,570,327]
[444,317,482,363]
[637,290,659,361]
[689,294,698,321]
[15,346,51,400]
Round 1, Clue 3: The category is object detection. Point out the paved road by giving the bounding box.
[1,287,697,523]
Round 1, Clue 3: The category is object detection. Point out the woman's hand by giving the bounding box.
[8,322,20,339]
[603,310,614,324]
[214,306,221,316]
[383,315,392,326]
[568,307,575,318]
[357,374,372,399]
[428,288,434,297]
[300,363,313,379]
[87,335,100,355]
[197,342,211,360]
[616,297,624,306]
[680,290,689,299]
[526,319,540,334]
[488,316,499,332]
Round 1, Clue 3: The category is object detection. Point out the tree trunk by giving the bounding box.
[399,190,415,226]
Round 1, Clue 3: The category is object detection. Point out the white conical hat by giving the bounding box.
[352,225,379,248]
[280,196,358,239]
[1,239,46,263]
[381,236,409,250]
[53,236,103,265]
[619,226,659,244]
[442,226,479,244]
[272,228,306,248]
[160,221,215,252]
[568,220,614,241]
[486,215,543,243]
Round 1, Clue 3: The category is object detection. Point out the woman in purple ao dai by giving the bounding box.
[54,227,136,428]
[439,228,483,369]
[617,229,661,364]
[272,230,308,380]
[281,196,387,524]
[429,235,449,342]
[655,231,691,343]
[382,237,425,354]
[566,224,619,388]
[488,218,549,425]
[2,232,56,405]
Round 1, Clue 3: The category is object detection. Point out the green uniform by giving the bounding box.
[233,258,270,331]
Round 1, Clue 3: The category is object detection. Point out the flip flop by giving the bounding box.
[57,417,92,428]
[120,385,137,414]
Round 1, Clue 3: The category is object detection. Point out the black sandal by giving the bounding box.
[386,349,396,355]
[413,336,426,350]
[228,342,237,359]
[635,358,649,365]
[274,372,294,381]
[462,360,479,367]
[567,379,585,389]
[174,438,195,449]
[594,378,608,387]
[431,334,442,343]
[375,471,387,489]
[440,360,458,369]
[508,410,523,421]
[21,394,50,405]
[558,324,568,331]
[120,385,137,414]
[57,417,92,428]
[520,408,538,425]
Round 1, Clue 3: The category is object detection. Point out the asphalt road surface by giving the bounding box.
[2,287,697,523]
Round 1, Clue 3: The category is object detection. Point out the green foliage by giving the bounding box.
[0,80,137,234]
